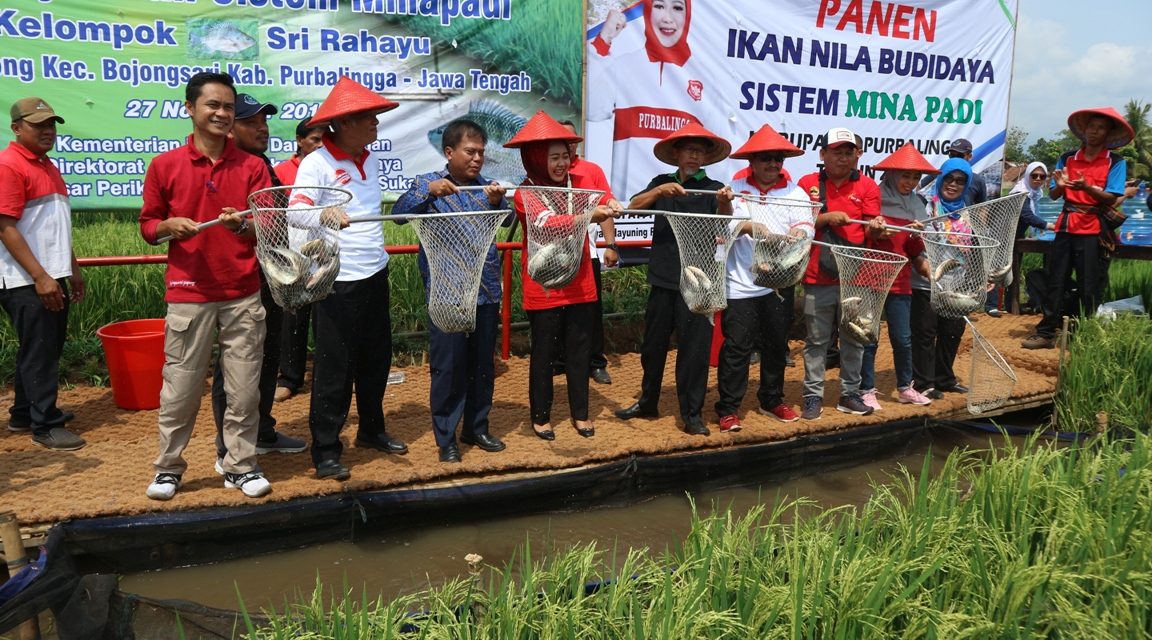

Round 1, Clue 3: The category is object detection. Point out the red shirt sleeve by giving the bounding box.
[0,163,25,218]
[139,156,170,244]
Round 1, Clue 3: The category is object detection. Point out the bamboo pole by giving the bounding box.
[0,512,40,640]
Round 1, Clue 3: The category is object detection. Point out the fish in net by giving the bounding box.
[825,244,908,346]
[409,207,512,333]
[517,186,604,290]
[653,210,747,317]
[739,194,821,290]
[247,185,353,311]
[953,192,1027,286]
[964,317,1017,414]
[919,230,1001,318]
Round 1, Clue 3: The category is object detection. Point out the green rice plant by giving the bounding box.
[244,433,1152,639]
[1054,315,1152,433]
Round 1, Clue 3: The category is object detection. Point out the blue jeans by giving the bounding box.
[861,294,913,391]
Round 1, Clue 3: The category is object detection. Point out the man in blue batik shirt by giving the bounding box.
[393,119,509,463]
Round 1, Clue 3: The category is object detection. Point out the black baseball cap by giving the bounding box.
[947,138,973,154]
[235,93,277,120]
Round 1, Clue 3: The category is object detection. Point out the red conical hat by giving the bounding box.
[730,124,803,160]
[307,77,398,127]
[1067,107,1134,149]
[503,110,582,148]
[653,122,731,166]
[873,142,940,174]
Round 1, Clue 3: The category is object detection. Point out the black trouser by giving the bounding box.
[0,279,69,434]
[715,293,789,416]
[911,289,965,391]
[528,302,594,424]
[1037,232,1101,338]
[278,302,312,392]
[309,267,392,465]
[636,285,711,418]
[553,257,608,370]
[429,303,498,447]
[211,277,280,457]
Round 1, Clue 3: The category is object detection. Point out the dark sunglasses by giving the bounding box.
[1030,173,1047,180]
[942,175,967,185]
[753,154,786,163]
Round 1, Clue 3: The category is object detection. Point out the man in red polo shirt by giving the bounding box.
[139,72,272,500]
[797,127,882,420]
[1022,107,1131,349]
[0,97,86,451]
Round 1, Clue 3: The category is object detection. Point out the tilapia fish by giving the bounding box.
[261,248,310,288]
[300,238,338,264]
[189,20,257,55]
[839,296,877,345]
[528,243,579,289]
[682,265,717,314]
[428,99,527,184]
[934,290,983,317]
[752,235,809,289]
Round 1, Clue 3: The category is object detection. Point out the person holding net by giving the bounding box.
[796,127,883,420]
[714,124,809,432]
[911,158,976,399]
[859,143,936,409]
[615,122,734,437]
[392,119,509,464]
[294,77,406,482]
[504,111,620,441]
[139,72,272,500]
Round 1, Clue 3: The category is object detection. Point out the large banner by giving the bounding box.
[584,0,1019,245]
[0,1,583,209]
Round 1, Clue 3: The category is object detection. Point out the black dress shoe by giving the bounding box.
[532,424,555,441]
[315,459,350,481]
[615,402,658,420]
[574,423,595,438]
[590,368,612,385]
[925,389,945,400]
[460,432,506,452]
[937,383,969,394]
[439,443,461,463]
[683,415,710,436]
[355,432,409,454]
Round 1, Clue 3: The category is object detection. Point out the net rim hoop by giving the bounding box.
[407,208,513,221]
[738,194,823,209]
[919,230,1002,250]
[827,244,909,266]
[247,185,354,212]
[634,209,751,222]
[514,186,605,197]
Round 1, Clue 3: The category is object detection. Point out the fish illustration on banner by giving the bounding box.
[427,99,527,184]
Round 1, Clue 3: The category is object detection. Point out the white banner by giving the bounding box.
[584,0,1018,244]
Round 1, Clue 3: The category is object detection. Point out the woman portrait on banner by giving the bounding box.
[586,0,738,199]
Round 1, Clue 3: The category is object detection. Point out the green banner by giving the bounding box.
[0,0,582,209]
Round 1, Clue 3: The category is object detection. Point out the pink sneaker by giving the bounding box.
[758,403,799,423]
[898,386,932,406]
[860,389,883,412]
[718,414,742,433]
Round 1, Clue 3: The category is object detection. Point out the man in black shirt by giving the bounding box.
[615,123,734,435]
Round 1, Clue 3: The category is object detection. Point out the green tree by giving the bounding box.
[1027,130,1080,168]
[1121,99,1151,179]
[1005,126,1028,163]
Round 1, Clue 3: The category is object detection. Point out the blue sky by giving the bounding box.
[1010,0,1151,142]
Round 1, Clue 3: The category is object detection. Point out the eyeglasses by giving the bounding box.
[1030,173,1047,180]
[942,175,967,186]
[678,145,709,156]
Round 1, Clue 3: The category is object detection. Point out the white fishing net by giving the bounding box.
[954,192,1027,286]
[517,186,604,290]
[919,230,1001,318]
[830,245,908,346]
[409,208,511,333]
[965,318,1017,414]
[657,210,746,316]
[739,195,821,290]
[247,185,353,311]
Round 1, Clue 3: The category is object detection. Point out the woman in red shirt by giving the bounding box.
[505,112,619,440]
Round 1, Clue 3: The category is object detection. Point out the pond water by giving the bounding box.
[120,423,1039,611]
[1034,197,1152,246]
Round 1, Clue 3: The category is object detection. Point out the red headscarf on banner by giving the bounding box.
[644,0,692,67]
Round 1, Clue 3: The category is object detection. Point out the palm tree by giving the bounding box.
[1122,99,1151,179]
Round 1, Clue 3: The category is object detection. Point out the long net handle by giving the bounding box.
[156,208,254,243]
[682,188,728,196]
[845,219,927,234]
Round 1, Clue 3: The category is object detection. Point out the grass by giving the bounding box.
[240,432,1152,638]
[1018,254,1152,308]
[1054,315,1152,434]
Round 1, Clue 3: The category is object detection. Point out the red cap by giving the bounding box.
[503,110,582,148]
[653,122,731,166]
[873,142,940,174]
[307,77,398,127]
[1067,107,1134,149]
[730,124,803,160]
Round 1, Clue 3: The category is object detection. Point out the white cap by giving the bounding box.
[823,126,859,149]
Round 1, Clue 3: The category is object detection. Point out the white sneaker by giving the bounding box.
[860,389,883,412]
[214,458,224,475]
[898,386,932,406]
[224,471,271,498]
[146,473,181,500]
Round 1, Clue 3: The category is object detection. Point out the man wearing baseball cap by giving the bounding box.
[795,127,883,420]
[208,92,308,468]
[0,98,86,450]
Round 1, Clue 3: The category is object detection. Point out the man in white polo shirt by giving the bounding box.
[0,97,86,451]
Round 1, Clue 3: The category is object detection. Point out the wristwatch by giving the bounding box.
[234,218,250,236]
[605,242,620,251]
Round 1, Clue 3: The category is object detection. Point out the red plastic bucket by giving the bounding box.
[97,319,166,410]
